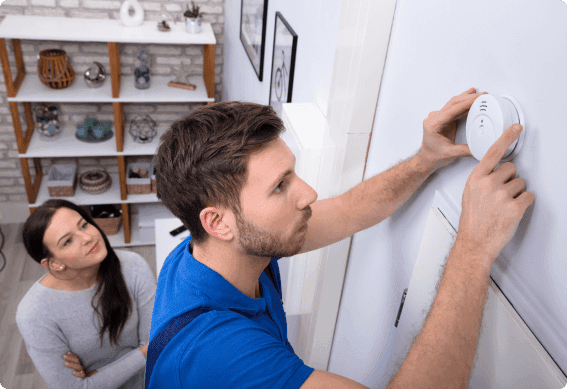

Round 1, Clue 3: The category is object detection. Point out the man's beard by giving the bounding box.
[234,206,311,259]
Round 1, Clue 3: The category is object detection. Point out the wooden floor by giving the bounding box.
[0,223,157,389]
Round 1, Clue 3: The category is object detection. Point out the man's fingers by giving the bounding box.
[475,124,523,177]
[442,91,487,124]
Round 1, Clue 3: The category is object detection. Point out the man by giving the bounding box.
[148,88,534,388]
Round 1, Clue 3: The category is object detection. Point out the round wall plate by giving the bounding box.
[465,94,525,162]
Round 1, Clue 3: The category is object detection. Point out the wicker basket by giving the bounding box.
[38,49,75,89]
[79,170,112,194]
[47,164,77,197]
[91,205,122,236]
[93,215,122,236]
[127,162,151,194]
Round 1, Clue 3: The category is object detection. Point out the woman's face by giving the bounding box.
[42,207,108,270]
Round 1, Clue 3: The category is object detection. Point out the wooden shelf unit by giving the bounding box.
[0,15,216,247]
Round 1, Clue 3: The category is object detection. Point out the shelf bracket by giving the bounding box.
[108,42,121,98]
[11,101,35,154]
[0,38,25,98]
[121,203,131,244]
[203,44,215,101]
[20,157,42,205]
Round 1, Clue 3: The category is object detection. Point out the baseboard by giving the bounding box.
[0,203,31,224]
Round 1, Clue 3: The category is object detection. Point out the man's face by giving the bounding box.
[235,137,318,258]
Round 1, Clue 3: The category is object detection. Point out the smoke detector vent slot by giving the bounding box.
[465,94,525,162]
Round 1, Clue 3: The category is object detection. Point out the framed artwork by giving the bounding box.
[269,12,298,118]
[240,0,269,81]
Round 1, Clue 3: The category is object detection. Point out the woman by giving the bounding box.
[16,199,156,388]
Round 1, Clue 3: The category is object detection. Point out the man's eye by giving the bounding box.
[64,238,72,246]
[275,181,284,193]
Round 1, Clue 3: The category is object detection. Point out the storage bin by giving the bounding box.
[91,204,122,236]
[127,162,151,194]
[47,164,77,197]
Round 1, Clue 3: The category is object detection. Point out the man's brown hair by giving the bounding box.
[154,101,285,245]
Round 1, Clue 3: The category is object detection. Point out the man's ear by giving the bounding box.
[199,207,233,241]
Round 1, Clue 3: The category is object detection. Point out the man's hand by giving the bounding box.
[419,87,487,171]
[63,351,98,378]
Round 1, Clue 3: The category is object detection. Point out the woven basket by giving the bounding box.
[38,49,75,89]
[93,215,122,236]
[47,164,77,197]
[49,183,76,197]
[79,170,112,194]
[127,162,151,194]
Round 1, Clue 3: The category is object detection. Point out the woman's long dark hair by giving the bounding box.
[22,199,132,347]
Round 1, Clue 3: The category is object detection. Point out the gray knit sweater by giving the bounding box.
[16,250,156,389]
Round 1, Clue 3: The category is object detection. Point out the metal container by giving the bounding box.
[185,16,202,34]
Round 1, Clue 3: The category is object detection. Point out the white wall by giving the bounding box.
[329,0,567,387]
[223,0,341,114]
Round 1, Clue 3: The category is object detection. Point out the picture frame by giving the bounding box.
[240,0,269,81]
[269,12,298,118]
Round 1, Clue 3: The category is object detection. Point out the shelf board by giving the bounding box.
[20,124,167,158]
[0,15,216,45]
[108,214,155,248]
[8,75,213,103]
[30,173,159,208]
[22,125,119,158]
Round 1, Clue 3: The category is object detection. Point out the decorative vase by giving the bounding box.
[120,0,144,27]
[185,16,202,34]
[134,47,151,89]
[37,49,75,89]
[84,61,106,88]
[34,103,61,140]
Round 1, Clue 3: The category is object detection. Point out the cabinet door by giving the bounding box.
[381,195,566,388]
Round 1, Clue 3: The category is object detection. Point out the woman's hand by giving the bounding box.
[63,351,98,378]
[139,342,149,359]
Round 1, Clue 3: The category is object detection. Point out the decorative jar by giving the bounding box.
[134,47,151,90]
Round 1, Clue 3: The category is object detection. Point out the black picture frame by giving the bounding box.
[269,12,298,118]
[240,0,269,81]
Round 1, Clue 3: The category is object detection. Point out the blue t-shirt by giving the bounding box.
[148,236,314,388]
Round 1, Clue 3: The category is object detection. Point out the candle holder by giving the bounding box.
[128,114,157,144]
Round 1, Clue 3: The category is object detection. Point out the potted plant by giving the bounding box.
[184,1,204,34]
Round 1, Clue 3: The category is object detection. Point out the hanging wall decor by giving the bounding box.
[269,12,298,117]
[240,0,268,81]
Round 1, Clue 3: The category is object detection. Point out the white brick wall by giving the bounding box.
[0,1,224,206]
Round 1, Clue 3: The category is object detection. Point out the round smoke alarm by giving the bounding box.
[465,94,525,162]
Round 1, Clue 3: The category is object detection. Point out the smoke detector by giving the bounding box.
[465,94,525,162]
